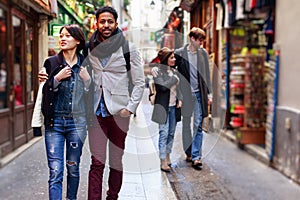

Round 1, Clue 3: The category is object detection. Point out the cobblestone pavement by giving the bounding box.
[1,90,300,200]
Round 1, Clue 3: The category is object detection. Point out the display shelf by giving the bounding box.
[228,25,268,145]
[229,53,266,145]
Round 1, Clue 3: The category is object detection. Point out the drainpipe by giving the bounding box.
[270,49,280,161]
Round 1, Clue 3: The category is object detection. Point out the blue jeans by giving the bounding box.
[158,106,177,159]
[191,92,203,161]
[45,116,87,200]
[182,92,203,161]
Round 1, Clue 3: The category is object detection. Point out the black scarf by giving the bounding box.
[89,28,125,58]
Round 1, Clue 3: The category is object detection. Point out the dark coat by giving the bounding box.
[174,44,211,118]
[151,67,183,124]
[41,51,92,128]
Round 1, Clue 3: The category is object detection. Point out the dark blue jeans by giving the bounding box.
[191,91,203,161]
[45,116,87,200]
[182,91,203,161]
[158,106,177,159]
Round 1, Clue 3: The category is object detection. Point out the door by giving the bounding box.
[12,10,35,149]
[0,6,11,157]
[0,5,37,158]
[12,12,27,148]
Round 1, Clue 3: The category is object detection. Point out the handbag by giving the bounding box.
[148,80,156,105]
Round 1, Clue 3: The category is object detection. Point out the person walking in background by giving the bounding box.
[83,6,145,200]
[41,24,91,200]
[151,47,182,173]
[175,27,212,170]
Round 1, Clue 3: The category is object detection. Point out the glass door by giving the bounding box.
[0,7,7,109]
[12,15,23,106]
[0,6,12,157]
[12,12,27,148]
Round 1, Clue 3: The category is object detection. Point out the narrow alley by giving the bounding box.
[0,91,300,200]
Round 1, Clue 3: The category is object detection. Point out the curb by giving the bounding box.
[0,137,43,168]
[222,130,270,165]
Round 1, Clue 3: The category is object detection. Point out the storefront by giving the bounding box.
[0,0,52,159]
[216,1,276,153]
[186,0,277,154]
[48,0,87,53]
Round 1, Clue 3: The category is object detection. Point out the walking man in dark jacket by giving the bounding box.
[175,27,212,170]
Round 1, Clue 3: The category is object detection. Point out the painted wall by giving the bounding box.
[274,0,300,184]
[275,0,300,110]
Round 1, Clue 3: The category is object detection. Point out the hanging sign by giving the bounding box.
[180,0,198,12]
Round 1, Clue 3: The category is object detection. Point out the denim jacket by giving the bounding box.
[42,51,91,128]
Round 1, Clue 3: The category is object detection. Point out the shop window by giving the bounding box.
[0,8,7,109]
[12,15,23,106]
[25,23,33,104]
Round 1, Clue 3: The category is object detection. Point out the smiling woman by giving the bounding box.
[37,24,92,200]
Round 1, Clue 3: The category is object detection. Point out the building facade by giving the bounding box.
[187,0,300,184]
[0,0,53,159]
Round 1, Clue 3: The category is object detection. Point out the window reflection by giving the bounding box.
[13,15,23,106]
[0,8,7,109]
[26,23,33,103]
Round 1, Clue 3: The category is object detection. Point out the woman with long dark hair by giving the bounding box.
[41,24,91,200]
[151,47,182,172]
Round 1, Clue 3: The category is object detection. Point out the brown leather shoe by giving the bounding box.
[185,155,192,162]
[161,159,171,172]
[192,160,202,170]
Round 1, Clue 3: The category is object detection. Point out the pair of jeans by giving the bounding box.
[45,116,87,200]
[158,106,177,159]
[182,92,203,161]
[88,115,129,200]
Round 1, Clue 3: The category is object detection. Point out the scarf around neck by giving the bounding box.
[89,28,125,58]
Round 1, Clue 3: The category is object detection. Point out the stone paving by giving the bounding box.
[0,90,176,200]
[1,90,300,200]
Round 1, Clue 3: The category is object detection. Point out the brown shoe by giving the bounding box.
[160,159,171,172]
[185,155,192,162]
[166,153,171,166]
[192,160,202,170]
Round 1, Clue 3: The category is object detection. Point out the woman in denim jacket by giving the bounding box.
[151,47,183,172]
[41,24,91,200]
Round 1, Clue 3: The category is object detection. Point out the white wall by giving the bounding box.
[275,0,300,110]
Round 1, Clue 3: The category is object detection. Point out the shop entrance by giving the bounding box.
[0,7,36,158]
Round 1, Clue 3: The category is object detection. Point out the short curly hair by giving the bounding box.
[188,27,206,40]
[95,6,118,21]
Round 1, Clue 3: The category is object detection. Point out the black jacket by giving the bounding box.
[151,67,183,124]
[41,52,92,128]
[174,45,211,118]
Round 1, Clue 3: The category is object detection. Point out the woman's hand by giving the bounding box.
[55,66,71,82]
[38,68,48,82]
[167,69,174,76]
[79,66,90,82]
[177,100,182,108]
[151,67,159,78]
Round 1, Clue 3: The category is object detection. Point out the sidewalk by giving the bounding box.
[1,90,300,200]
[0,90,177,200]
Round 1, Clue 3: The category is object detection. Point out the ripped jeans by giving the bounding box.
[45,116,87,200]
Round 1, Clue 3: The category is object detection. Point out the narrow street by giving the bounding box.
[0,90,300,200]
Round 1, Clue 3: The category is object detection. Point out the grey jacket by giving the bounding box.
[88,43,145,115]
